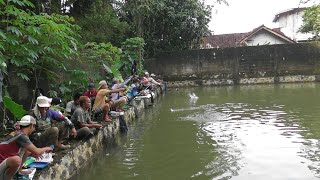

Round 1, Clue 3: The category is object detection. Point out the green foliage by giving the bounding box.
[48,69,88,100]
[103,63,123,82]
[80,38,145,85]
[0,0,82,104]
[45,39,140,101]
[83,42,123,81]
[0,0,80,81]
[115,0,212,57]
[3,96,27,120]
[72,0,130,46]
[84,42,122,63]
[300,5,320,40]
[121,37,145,75]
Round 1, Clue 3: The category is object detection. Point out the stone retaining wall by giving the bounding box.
[145,43,320,87]
[35,85,165,180]
[167,75,319,87]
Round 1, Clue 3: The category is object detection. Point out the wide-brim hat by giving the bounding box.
[36,96,51,108]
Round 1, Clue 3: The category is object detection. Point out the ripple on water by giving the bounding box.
[181,103,320,179]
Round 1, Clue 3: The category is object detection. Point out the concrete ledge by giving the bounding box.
[36,132,104,179]
[239,77,274,84]
[35,85,165,180]
[278,75,316,83]
[167,75,319,87]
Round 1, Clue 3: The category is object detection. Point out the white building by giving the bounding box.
[200,25,295,49]
[239,25,295,46]
[273,7,314,42]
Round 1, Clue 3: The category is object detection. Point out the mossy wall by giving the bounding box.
[145,43,320,84]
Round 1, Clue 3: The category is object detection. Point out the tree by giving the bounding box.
[115,0,212,57]
[66,0,130,46]
[300,4,320,40]
[0,0,80,96]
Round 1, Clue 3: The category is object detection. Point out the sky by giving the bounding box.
[207,0,319,34]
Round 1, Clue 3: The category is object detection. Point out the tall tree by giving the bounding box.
[0,0,80,95]
[116,0,212,57]
[68,0,130,46]
[300,4,320,40]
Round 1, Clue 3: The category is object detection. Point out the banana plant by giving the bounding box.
[2,96,27,135]
[103,63,123,82]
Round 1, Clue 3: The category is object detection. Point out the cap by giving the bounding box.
[98,80,107,89]
[150,73,156,77]
[36,96,51,108]
[144,71,149,75]
[51,97,62,105]
[19,115,36,126]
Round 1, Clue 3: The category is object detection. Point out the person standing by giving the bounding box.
[131,61,138,76]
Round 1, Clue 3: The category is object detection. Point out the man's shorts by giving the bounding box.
[93,107,103,114]
[0,159,8,179]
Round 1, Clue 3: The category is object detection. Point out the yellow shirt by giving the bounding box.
[93,89,110,110]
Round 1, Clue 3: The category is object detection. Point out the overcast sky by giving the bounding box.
[207,0,319,34]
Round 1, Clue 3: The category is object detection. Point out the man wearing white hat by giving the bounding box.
[92,80,126,122]
[0,115,52,180]
[30,96,76,149]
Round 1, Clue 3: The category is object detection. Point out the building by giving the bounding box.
[273,7,314,42]
[201,25,295,49]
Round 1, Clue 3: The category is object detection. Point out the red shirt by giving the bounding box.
[83,89,98,98]
[0,132,31,163]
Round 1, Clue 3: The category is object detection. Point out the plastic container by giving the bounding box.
[27,162,49,169]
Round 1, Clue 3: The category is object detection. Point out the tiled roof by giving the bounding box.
[273,7,307,22]
[201,33,249,49]
[201,25,295,49]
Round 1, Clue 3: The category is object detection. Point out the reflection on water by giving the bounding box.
[75,83,320,180]
[182,102,318,179]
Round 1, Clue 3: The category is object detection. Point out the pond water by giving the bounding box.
[74,83,320,180]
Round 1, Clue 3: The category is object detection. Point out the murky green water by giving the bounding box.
[74,83,320,180]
